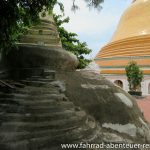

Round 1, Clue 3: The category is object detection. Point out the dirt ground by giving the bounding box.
[136,95,150,125]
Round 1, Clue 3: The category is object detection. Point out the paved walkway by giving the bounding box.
[136,96,150,124]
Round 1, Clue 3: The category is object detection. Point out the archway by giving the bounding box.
[114,80,123,88]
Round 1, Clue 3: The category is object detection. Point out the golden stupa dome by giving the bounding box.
[95,0,150,75]
[111,0,150,42]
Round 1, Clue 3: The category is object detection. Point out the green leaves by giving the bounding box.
[71,0,104,12]
[57,2,64,13]
[54,14,92,69]
[0,0,59,53]
[125,61,143,91]
[0,0,104,53]
[84,0,104,11]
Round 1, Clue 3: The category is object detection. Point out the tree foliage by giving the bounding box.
[54,14,92,69]
[125,61,143,91]
[72,0,104,11]
[0,0,61,52]
[0,0,104,53]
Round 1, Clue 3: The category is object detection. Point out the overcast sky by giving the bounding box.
[54,0,132,59]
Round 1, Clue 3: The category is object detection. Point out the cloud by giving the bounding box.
[55,0,119,36]
[54,0,132,58]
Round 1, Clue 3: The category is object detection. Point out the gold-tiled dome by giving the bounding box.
[95,0,150,75]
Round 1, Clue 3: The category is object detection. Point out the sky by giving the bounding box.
[54,0,132,59]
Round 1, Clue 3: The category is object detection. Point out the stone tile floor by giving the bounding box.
[136,95,150,125]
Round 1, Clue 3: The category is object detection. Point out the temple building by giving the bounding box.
[95,0,150,95]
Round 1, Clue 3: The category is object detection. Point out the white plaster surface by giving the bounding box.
[81,84,110,89]
[84,61,100,73]
[105,75,150,95]
[114,93,133,108]
[139,117,149,129]
[102,123,137,137]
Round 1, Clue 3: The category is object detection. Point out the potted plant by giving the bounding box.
[125,61,143,96]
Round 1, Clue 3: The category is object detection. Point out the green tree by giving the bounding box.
[54,14,91,69]
[0,0,103,53]
[125,61,143,91]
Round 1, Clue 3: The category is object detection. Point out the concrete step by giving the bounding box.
[15,87,59,95]
[0,106,23,114]
[0,77,101,149]
[0,110,76,122]
[40,21,57,29]
[24,106,74,114]
[0,140,29,150]
[26,77,54,82]
[23,101,74,108]
[23,34,59,41]
[0,122,98,150]
[42,70,55,78]
[30,25,57,31]
[0,98,20,105]
[27,125,94,149]
[40,19,56,26]
[0,93,66,101]
[0,92,14,98]
[27,27,57,35]
[0,124,82,143]
[0,102,74,110]
[20,36,60,45]
[0,104,74,114]
[0,116,86,132]
[0,98,59,106]
[20,80,50,86]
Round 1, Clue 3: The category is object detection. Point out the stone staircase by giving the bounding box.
[0,70,100,150]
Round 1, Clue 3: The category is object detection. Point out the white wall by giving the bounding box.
[105,75,150,95]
